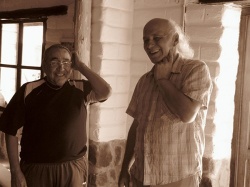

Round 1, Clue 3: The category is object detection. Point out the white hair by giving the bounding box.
[168,19,194,59]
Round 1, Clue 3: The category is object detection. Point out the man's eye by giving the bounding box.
[51,61,59,65]
[143,39,149,44]
[154,36,162,42]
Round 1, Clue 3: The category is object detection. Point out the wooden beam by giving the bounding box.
[73,1,92,186]
[0,5,68,19]
[199,0,240,3]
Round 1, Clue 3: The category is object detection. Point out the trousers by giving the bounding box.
[20,157,87,187]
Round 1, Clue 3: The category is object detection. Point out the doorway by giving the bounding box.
[231,13,250,187]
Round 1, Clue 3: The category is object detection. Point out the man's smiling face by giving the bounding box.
[43,47,73,87]
[143,19,175,64]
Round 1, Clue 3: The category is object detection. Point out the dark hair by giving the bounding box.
[43,44,72,62]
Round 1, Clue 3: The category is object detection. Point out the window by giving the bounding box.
[0,19,46,102]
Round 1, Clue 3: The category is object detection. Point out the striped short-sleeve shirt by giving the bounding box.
[126,55,213,185]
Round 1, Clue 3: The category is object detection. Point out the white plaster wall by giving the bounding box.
[46,3,75,48]
[89,0,134,142]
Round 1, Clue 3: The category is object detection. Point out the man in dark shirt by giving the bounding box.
[0,44,112,187]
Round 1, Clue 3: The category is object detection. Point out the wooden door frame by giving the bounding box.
[230,8,250,187]
[73,1,92,186]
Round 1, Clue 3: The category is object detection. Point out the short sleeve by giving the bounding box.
[83,80,101,105]
[126,79,142,119]
[182,62,213,108]
[0,84,27,136]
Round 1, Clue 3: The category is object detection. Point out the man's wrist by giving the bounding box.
[10,167,22,174]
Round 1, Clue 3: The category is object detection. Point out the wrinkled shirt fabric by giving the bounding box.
[126,56,213,185]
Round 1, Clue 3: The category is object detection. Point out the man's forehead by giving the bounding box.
[144,21,171,35]
[143,27,168,37]
[49,47,70,53]
[47,48,71,57]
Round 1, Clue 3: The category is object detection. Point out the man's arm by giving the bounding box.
[156,78,201,123]
[5,134,27,187]
[73,53,112,101]
[118,119,138,187]
[153,51,201,123]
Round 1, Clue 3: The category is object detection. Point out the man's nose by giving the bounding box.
[146,40,155,49]
[57,63,65,70]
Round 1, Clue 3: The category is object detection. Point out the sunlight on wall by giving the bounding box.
[212,6,241,160]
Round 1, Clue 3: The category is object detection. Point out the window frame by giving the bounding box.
[0,18,47,90]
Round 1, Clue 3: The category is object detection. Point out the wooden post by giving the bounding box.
[74,1,92,186]
[74,0,91,77]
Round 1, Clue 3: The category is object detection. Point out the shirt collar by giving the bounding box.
[44,76,66,90]
[146,54,184,78]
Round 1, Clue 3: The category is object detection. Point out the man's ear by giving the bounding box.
[173,33,179,47]
[42,60,48,74]
[71,52,76,67]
